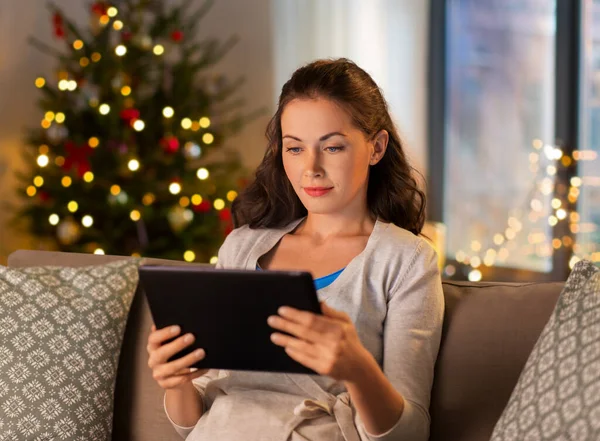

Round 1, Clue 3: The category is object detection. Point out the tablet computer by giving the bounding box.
[138,265,322,375]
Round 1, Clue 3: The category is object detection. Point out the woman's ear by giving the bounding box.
[370,130,389,165]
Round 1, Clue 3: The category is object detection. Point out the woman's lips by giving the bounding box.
[303,187,333,197]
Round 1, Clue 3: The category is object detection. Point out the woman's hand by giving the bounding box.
[267,302,373,383]
[147,324,209,390]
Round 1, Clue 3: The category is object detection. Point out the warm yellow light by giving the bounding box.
[163,107,174,118]
[55,112,65,123]
[62,176,72,187]
[107,6,118,17]
[556,208,567,220]
[99,15,110,25]
[153,44,165,55]
[202,133,214,144]
[80,57,90,67]
[49,214,60,226]
[35,77,46,88]
[493,234,505,245]
[184,251,196,262]
[88,137,99,148]
[468,270,482,282]
[83,172,94,183]
[191,194,203,205]
[39,145,49,155]
[33,176,44,187]
[169,182,182,195]
[181,118,192,129]
[41,120,51,129]
[552,238,562,249]
[99,104,110,115]
[532,139,543,149]
[37,155,49,167]
[115,45,127,56]
[128,159,140,171]
[179,196,190,207]
[113,20,123,30]
[455,250,466,263]
[58,80,69,91]
[546,165,557,176]
[570,212,580,223]
[91,52,102,62]
[26,186,37,197]
[199,117,211,128]
[45,111,55,121]
[82,215,94,228]
[68,201,79,213]
[226,190,238,202]
[483,254,495,267]
[213,199,225,210]
[196,168,209,180]
[570,177,582,187]
[550,198,561,209]
[73,39,84,50]
[548,216,558,226]
[131,252,141,258]
[130,210,141,221]
[142,193,156,205]
[191,121,200,131]
[498,248,509,260]
[110,185,121,196]
[470,256,481,268]
[470,240,481,252]
[209,256,218,264]
[94,248,105,255]
[133,120,145,131]
[121,86,131,96]
[505,228,516,240]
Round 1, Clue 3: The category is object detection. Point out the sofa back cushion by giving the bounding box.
[8,250,208,441]
[429,280,563,441]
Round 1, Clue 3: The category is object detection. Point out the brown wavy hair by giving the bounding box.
[231,58,426,235]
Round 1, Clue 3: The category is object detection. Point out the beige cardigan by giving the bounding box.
[165,216,444,441]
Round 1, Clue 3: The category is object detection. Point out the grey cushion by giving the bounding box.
[489,260,600,441]
[0,259,140,440]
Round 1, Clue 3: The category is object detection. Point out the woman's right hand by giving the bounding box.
[147,324,209,390]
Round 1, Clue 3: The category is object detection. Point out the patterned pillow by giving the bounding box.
[0,259,140,441]
[490,260,600,441]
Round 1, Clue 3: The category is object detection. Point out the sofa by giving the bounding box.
[7,249,564,441]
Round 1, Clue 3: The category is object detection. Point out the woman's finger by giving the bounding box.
[271,332,320,358]
[153,347,205,380]
[267,315,326,343]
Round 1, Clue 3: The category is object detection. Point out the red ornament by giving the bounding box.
[192,200,211,213]
[91,2,108,16]
[224,225,233,237]
[62,141,94,178]
[171,30,184,42]
[160,136,180,154]
[218,208,232,222]
[120,108,140,124]
[53,13,65,39]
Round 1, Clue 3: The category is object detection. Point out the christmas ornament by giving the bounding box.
[171,30,183,42]
[91,2,108,16]
[218,208,232,222]
[160,136,180,154]
[62,141,94,178]
[167,206,194,232]
[53,12,65,39]
[120,108,140,124]
[56,217,81,245]
[192,200,211,213]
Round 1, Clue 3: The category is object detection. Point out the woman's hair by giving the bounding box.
[231,58,427,236]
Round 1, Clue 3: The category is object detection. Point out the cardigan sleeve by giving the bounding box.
[354,239,445,441]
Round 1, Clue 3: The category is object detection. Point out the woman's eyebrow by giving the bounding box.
[282,132,347,142]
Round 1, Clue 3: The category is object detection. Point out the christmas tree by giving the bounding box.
[10,0,259,263]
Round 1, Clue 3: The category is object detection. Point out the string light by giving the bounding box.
[191,194,202,205]
[113,20,123,30]
[163,107,174,118]
[169,182,182,195]
[68,201,79,213]
[121,86,131,96]
[213,199,225,210]
[89,137,99,148]
[115,45,127,56]
[142,193,155,205]
[80,57,90,67]
[27,186,37,197]
[153,44,165,55]
[128,159,140,171]
[35,77,46,88]
[181,118,192,129]
[62,176,72,187]
[210,256,218,264]
[83,172,94,183]
[196,168,209,180]
[73,40,84,50]
[130,210,141,221]
[133,120,145,131]
[99,104,110,115]
[199,117,211,128]
[184,251,196,262]
[49,214,60,226]
[33,176,44,187]
[82,215,94,227]
[107,6,118,17]
[37,155,49,167]
[94,248,105,255]
[202,133,214,144]
[227,190,238,201]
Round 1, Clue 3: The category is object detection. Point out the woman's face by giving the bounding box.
[280,98,387,216]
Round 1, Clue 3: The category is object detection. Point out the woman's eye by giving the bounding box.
[325,146,344,153]
[286,147,302,153]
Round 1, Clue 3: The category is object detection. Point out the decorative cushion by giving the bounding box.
[490,260,600,441]
[0,259,140,440]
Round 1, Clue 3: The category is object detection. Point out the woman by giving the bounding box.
[146,58,444,441]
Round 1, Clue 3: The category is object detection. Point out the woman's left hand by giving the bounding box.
[267,301,373,383]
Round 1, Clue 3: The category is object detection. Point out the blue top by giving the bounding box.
[255,264,344,290]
